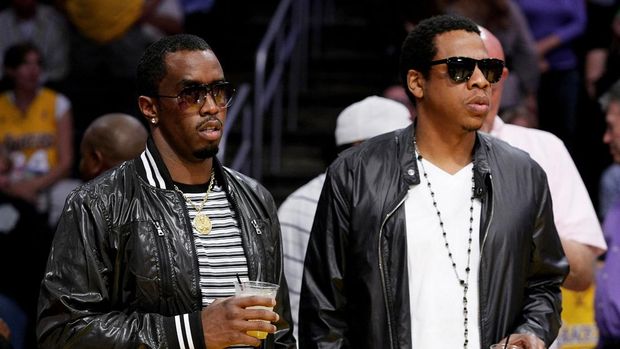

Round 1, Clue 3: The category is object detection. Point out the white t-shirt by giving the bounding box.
[405,160,482,348]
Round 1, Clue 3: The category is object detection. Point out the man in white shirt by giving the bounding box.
[479,26,607,291]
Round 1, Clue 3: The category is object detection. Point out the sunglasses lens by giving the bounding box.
[447,58,475,83]
[176,83,235,110]
[179,86,206,109]
[212,84,235,107]
[479,59,504,83]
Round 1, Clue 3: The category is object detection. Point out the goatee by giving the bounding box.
[193,146,219,159]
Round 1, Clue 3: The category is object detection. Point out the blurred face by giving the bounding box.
[604,100,620,163]
[8,50,42,92]
[410,30,492,133]
[148,50,227,163]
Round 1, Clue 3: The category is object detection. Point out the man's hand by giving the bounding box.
[0,318,10,341]
[495,333,546,349]
[201,296,279,349]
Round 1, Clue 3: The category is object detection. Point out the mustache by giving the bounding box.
[197,117,223,131]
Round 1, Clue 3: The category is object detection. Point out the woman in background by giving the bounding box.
[0,42,73,219]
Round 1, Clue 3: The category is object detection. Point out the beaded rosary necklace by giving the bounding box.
[414,138,476,349]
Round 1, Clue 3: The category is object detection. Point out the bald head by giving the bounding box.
[479,26,508,131]
[79,113,148,181]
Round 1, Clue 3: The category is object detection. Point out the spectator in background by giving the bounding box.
[596,78,620,349]
[79,113,148,181]
[0,42,73,225]
[383,84,416,119]
[278,95,412,339]
[0,142,52,349]
[584,2,620,100]
[141,0,184,41]
[479,26,607,349]
[0,0,69,86]
[56,0,152,150]
[514,0,587,150]
[600,163,620,219]
[480,25,606,294]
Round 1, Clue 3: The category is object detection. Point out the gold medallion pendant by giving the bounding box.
[193,213,212,234]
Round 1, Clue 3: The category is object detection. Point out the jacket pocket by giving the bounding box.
[116,220,174,312]
[153,221,175,302]
[251,218,275,253]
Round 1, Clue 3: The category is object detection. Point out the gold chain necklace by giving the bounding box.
[174,170,215,234]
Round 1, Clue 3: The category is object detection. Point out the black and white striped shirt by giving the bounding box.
[176,182,252,349]
[174,181,250,306]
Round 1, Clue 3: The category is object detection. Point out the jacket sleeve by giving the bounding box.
[36,189,200,349]
[261,184,298,349]
[514,172,569,346]
[229,168,297,348]
[299,163,350,349]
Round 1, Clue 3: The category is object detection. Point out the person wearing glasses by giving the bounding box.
[298,15,567,349]
[36,34,296,349]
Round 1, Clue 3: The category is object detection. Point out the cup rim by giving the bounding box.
[235,280,279,289]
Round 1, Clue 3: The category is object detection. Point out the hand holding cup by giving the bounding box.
[234,280,280,339]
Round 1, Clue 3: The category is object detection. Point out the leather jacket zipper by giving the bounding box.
[154,221,173,298]
[379,195,408,349]
[478,173,493,348]
[479,174,493,255]
[251,219,263,235]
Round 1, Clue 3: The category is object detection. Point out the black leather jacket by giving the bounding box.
[37,138,296,349]
[299,125,568,349]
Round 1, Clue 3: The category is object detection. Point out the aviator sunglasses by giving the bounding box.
[157,81,236,111]
[428,57,505,84]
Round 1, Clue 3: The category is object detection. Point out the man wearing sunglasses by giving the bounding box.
[299,14,568,349]
[37,34,296,349]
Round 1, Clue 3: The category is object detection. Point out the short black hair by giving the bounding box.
[136,34,212,97]
[399,15,480,103]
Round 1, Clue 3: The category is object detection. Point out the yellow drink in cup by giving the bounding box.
[234,280,279,340]
[246,305,272,339]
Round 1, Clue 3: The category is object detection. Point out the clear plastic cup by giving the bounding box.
[234,280,279,339]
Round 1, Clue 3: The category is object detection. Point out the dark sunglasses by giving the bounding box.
[157,81,236,111]
[428,57,504,84]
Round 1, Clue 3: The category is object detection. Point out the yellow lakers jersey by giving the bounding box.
[555,285,599,349]
[0,88,59,179]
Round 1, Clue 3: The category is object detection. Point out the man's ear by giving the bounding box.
[91,148,106,176]
[407,69,425,99]
[138,96,158,123]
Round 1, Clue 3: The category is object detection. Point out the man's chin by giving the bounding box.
[194,146,219,160]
